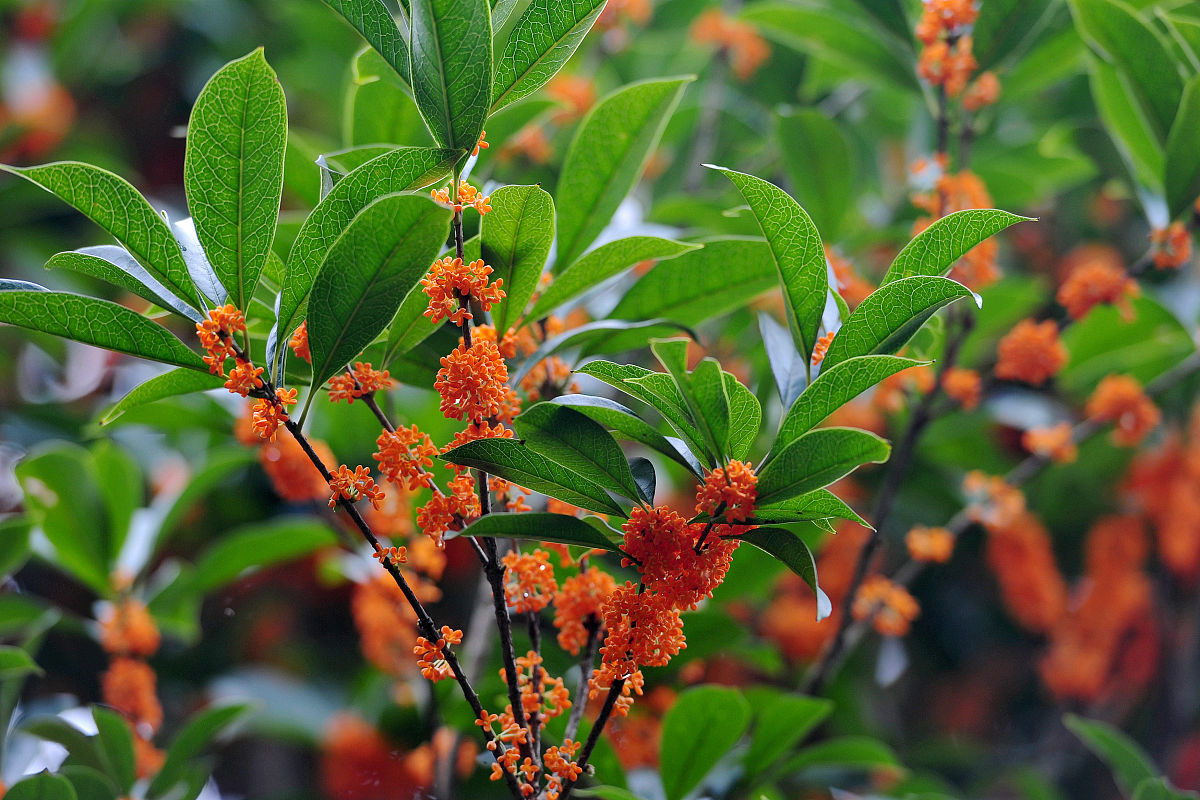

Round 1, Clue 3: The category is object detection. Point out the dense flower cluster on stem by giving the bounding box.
[1056,258,1138,319]
[328,464,385,510]
[431,180,491,214]
[994,319,1067,386]
[413,626,463,682]
[906,526,955,563]
[435,339,510,421]
[328,362,394,403]
[501,549,558,613]
[1151,222,1193,269]
[422,257,506,326]
[374,424,438,491]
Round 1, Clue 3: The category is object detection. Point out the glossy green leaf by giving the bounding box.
[0,162,199,308]
[321,0,410,85]
[191,519,338,593]
[344,49,427,147]
[101,369,225,426]
[440,438,625,515]
[822,276,974,370]
[555,77,693,269]
[147,704,252,800]
[514,403,643,502]
[0,646,42,679]
[753,489,868,528]
[184,49,286,311]
[89,441,139,562]
[59,766,119,800]
[0,291,206,372]
[712,166,826,366]
[46,249,200,321]
[1165,75,1200,221]
[660,686,751,800]
[0,517,31,578]
[729,527,828,619]
[481,184,554,332]
[92,706,135,793]
[690,358,731,461]
[381,286,439,367]
[448,511,621,552]
[786,736,900,771]
[775,356,922,450]
[609,238,775,326]
[5,773,78,800]
[1064,714,1157,795]
[575,360,708,459]
[550,394,705,476]
[531,236,699,321]
[724,371,761,462]
[511,319,692,384]
[882,209,1033,284]
[757,427,891,506]
[491,0,606,111]
[307,193,451,387]
[1088,55,1165,192]
[277,146,461,363]
[744,694,833,776]
[410,0,492,150]
[777,110,853,241]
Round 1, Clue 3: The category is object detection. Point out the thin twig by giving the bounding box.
[564,617,602,744]
[558,677,626,800]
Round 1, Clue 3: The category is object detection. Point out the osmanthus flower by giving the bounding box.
[502,650,572,731]
[827,246,875,309]
[353,572,418,676]
[688,9,771,81]
[811,331,836,366]
[620,505,739,610]
[985,509,1068,634]
[99,597,160,657]
[695,460,758,522]
[413,625,463,682]
[994,318,1067,386]
[501,549,558,613]
[588,665,646,720]
[224,361,264,397]
[288,320,311,362]
[374,424,438,491]
[1022,422,1078,463]
[259,435,336,503]
[489,476,532,513]
[372,544,408,568]
[328,464,385,510]
[102,657,163,733]
[963,470,1026,530]
[251,387,297,441]
[918,35,977,97]
[905,526,955,563]
[416,473,480,545]
[472,130,488,158]
[195,304,245,375]
[962,70,1000,111]
[320,713,433,800]
[442,420,514,456]
[598,582,686,675]
[470,323,519,360]
[544,739,583,791]
[422,257,506,326]
[1151,221,1193,269]
[1124,424,1200,581]
[852,575,920,637]
[1086,374,1161,447]
[1056,259,1139,319]
[915,0,978,44]
[553,566,617,653]
[940,367,981,410]
[329,362,394,404]
[435,339,510,422]
[430,180,491,215]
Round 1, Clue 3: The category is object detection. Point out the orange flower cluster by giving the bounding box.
[942,367,982,410]
[545,74,596,123]
[435,339,510,421]
[443,420,517,455]
[251,387,297,441]
[689,9,771,81]
[1124,417,1200,580]
[597,582,686,682]
[1151,222,1193,269]
[416,473,480,544]
[1056,258,1138,319]
[422,257,506,326]
[328,464,385,510]
[962,71,1000,111]
[984,507,1068,634]
[502,549,558,614]
[852,575,920,636]
[320,713,432,800]
[195,304,246,375]
[225,361,264,397]
[289,320,311,362]
[963,470,1026,530]
[354,572,420,675]
[912,170,999,288]
[918,36,977,97]
[373,544,408,567]
[694,460,758,522]
[99,598,160,657]
[1087,374,1160,447]
[553,567,617,653]
[329,362,394,403]
[473,130,488,158]
[906,526,955,563]
[811,331,836,366]
[544,739,583,790]
[98,595,164,771]
[915,0,978,44]
[621,505,740,611]
[994,319,1067,386]
[827,246,875,309]
[1023,422,1078,463]
[413,626,463,682]
[431,180,491,214]
[374,424,437,491]
[259,435,336,503]
[102,657,162,733]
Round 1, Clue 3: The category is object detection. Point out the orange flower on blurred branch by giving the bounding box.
[1086,374,1160,447]
[994,319,1067,386]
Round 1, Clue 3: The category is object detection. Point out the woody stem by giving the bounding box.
[563,616,602,744]
[558,676,626,800]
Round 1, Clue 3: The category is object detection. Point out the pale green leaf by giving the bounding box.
[492,0,606,112]
[882,209,1033,285]
[481,184,554,332]
[757,427,891,506]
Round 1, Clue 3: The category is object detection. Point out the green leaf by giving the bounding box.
[0,291,206,372]
[757,427,891,506]
[277,146,461,365]
[491,0,606,112]
[1088,55,1165,192]
[514,403,643,502]
[481,184,554,333]
[101,369,225,426]
[321,0,410,86]
[759,311,806,407]
[550,394,704,476]
[711,166,826,367]
[184,48,287,312]
[530,236,700,321]
[777,110,853,241]
[307,193,451,387]
[729,527,829,619]
[574,789,645,800]
[1,162,199,308]
[381,286,439,367]
[822,277,974,370]
[1165,76,1200,221]
[5,772,78,800]
[147,704,252,800]
[882,209,1033,285]
[155,450,257,554]
[1069,0,1183,142]
[511,319,693,384]
[743,694,833,777]
[448,511,622,552]
[555,77,693,269]
[439,437,625,515]
[59,766,119,800]
[191,519,338,593]
[774,356,922,451]
[786,736,900,771]
[46,249,200,322]
[0,517,31,578]
[344,50,427,148]
[89,441,140,562]
[0,645,43,679]
[1132,778,1199,800]
[19,719,107,772]
[1064,714,1158,795]
[753,489,868,528]
[92,706,135,793]
[609,238,776,327]
[660,686,751,800]
[724,371,761,462]
[410,0,492,150]
[689,358,731,462]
